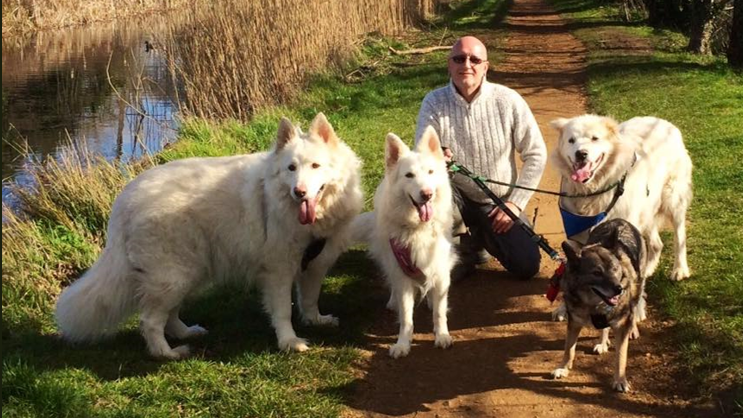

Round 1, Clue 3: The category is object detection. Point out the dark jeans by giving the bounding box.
[455,190,541,280]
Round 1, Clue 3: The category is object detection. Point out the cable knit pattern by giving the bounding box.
[415,80,547,210]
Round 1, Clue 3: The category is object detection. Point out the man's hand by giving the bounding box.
[488,201,521,234]
[442,147,453,162]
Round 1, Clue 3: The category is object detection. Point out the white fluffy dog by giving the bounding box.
[55,113,363,359]
[355,127,457,358]
[551,115,692,281]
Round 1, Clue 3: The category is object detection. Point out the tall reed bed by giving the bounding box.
[165,0,439,120]
[1,0,189,37]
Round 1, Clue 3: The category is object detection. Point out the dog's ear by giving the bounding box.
[309,112,338,147]
[605,223,620,249]
[550,118,569,133]
[276,117,297,151]
[602,116,620,137]
[385,133,409,171]
[415,126,444,160]
[562,240,582,269]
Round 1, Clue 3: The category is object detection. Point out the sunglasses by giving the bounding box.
[450,54,485,65]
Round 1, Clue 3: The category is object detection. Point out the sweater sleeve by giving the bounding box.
[508,92,547,210]
[415,93,441,145]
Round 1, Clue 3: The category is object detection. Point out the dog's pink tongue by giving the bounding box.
[299,199,317,225]
[571,166,592,183]
[417,201,433,222]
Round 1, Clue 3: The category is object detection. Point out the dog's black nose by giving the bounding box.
[420,189,433,202]
[575,150,588,161]
[613,285,623,295]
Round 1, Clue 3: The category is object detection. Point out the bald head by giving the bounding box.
[448,36,489,102]
[450,36,488,61]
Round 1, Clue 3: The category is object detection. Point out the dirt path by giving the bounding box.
[346,0,720,416]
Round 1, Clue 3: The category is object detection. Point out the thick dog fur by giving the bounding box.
[551,115,692,281]
[55,113,363,359]
[551,219,647,392]
[354,127,457,358]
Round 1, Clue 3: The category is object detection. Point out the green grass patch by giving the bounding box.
[1,1,509,416]
[550,0,743,410]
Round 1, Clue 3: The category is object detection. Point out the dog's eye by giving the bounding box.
[568,137,575,144]
[405,172,415,178]
[591,136,599,141]
[428,169,434,175]
[592,270,603,276]
[312,163,321,169]
[288,164,296,172]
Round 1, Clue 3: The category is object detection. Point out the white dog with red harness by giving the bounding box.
[354,127,457,358]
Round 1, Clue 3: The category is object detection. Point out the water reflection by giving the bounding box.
[2,18,181,206]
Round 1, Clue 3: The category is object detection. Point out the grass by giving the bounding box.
[549,0,743,411]
[1,1,509,416]
[6,0,740,414]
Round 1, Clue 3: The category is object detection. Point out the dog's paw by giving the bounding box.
[551,303,567,322]
[434,333,453,349]
[304,314,339,327]
[158,344,191,360]
[184,325,209,339]
[593,342,610,354]
[670,266,690,281]
[551,368,570,379]
[278,337,310,353]
[389,342,411,359]
[612,377,632,392]
[171,344,192,358]
[635,297,647,322]
[630,324,641,340]
[150,344,191,360]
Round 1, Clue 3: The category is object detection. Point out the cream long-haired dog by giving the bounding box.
[55,113,363,359]
[551,115,692,281]
[354,127,457,358]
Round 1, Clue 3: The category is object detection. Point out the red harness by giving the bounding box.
[389,238,425,282]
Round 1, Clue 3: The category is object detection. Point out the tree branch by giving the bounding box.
[388,45,451,55]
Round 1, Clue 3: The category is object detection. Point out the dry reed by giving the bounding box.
[9,141,152,235]
[2,0,190,37]
[165,0,439,120]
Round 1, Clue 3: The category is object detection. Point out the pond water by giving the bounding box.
[2,18,181,206]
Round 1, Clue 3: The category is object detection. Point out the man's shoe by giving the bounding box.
[451,261,477,282]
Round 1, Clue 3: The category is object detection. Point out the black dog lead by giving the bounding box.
[448,161,562,262]
[448,161,567,302]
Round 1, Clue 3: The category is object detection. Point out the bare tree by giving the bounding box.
[729,0,743,67]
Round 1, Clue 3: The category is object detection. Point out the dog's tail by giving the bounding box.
[347,211,375,245]
[55,238,136,342]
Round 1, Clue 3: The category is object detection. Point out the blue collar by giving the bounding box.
[560,207,607,238]
[558,157,636,238]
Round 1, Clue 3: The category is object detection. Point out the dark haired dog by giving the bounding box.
[551,219,646,392]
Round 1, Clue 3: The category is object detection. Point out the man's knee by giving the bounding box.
[510,250,541,280]
[501,233,541,280]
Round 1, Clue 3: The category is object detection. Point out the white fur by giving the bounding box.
[551,115,693,281]
[55,113,363,359]
[354,127,457,358]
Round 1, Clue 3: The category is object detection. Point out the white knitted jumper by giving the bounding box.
[415,80,547,210]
